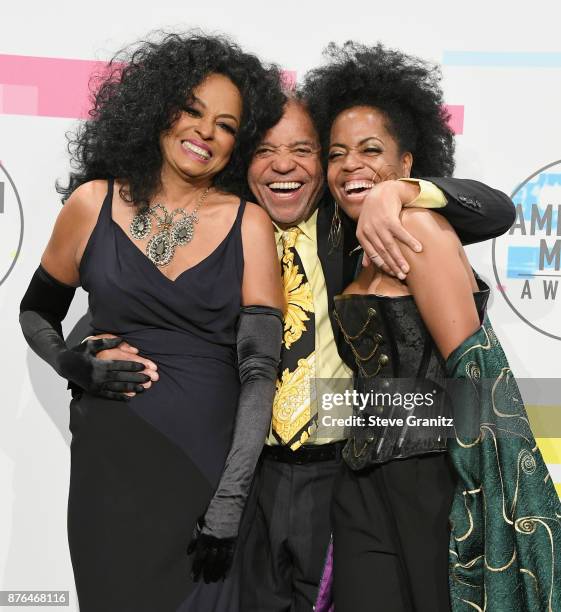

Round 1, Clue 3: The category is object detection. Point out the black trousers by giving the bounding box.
[331,453,456,612]
[240,452,342,611]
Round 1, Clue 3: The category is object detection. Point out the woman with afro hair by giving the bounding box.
[19,32,286,611]
[305,43,561,612]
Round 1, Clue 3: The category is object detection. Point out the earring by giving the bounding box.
[329,201,343,253]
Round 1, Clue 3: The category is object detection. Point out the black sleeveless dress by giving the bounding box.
[69,180,245,612]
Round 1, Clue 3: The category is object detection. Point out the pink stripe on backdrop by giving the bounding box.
[0,54,465,134]
[445,104,464,135]
[281,70,297,91]
[0,84,39,115]
[0,54,299,120]
[0,54,113,119]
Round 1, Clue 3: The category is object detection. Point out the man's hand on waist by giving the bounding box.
[71,333,159,399]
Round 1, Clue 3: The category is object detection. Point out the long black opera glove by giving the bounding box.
[188,305,283,582]
[19,265,150,401]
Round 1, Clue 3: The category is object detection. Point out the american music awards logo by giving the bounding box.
[492,160,561,341]
[0,162,24,286]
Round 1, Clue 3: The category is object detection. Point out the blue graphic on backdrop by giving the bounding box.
[493,161,561,341]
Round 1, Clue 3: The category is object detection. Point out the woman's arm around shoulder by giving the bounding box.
[400,208,481,359]
[41,179,109,286]
[240,202,284,310]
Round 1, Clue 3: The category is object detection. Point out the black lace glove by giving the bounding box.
[20,265,150,400]
[187,519,236,583]
[58,337,149,400]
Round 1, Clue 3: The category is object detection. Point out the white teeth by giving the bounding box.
[344,180,374,193]
[182,141,211,159]
[268,182,303,190]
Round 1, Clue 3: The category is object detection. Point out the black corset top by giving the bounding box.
[333,277,490,469]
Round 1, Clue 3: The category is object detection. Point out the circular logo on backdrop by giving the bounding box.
[0,162,24,286]
[492,160,561,341]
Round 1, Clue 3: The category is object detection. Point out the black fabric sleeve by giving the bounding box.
[424,177,516,245]
[201,305,283,539]
[20,265,76,370]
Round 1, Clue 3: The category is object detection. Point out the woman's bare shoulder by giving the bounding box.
[399,208,477,293]
[62,179,109,223]
[241,201,272,227]
[400,207,455,233]
[40,180,110,285]
[399,208,460,258]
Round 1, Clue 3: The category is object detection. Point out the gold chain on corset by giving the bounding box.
[333,307,389,378]
[335,306,377,340]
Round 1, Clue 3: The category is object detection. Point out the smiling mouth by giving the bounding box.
[182,140,212,161]
[267,181,304,195]
[344,180,374,195]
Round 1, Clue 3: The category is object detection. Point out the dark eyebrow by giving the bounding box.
[191,96,239,125]
[259,139,318,147]
[217,113,240,125]
[291,140,317,147]
[329,136,384,149]
[191,95,206,108]
[359,136,384,146]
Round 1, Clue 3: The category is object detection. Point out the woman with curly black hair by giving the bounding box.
[19,32,286,612]
[303,42,455,180]
[305,43,561,612]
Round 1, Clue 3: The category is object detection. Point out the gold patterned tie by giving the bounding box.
[272,227,317,450]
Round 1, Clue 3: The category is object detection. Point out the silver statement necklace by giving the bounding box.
[129,187,210,267]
